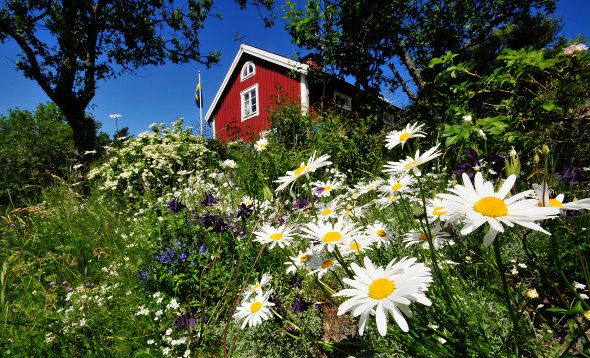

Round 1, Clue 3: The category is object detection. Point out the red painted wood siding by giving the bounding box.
[213,55,301,142]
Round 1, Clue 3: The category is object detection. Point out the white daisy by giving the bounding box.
[253,224,296,249]
[533,182,590,212]
[242,273,273,300]
[254,137,268,151]
[312,179,345,197]
[425,196,456,223]
[439,172,559,247]
[333,256,432,335]
[365,221,395,248]
[403,223,451,250]
[385,122,425,149]
[341,235,374,256]
[376,193,401,208]
[355,179,384,196]
[285,248,322,274]
[275,152,332,192]
[378,174,415,196]
[233,290,275,329]
[300,218,362,253]
[316,200,340,221]
[383,144,441,177]
[307,253,342,279]
[221,159,237,169]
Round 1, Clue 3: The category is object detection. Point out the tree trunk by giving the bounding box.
[64,108,96,159]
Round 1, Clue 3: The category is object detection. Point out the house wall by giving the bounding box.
[212,54,302,142]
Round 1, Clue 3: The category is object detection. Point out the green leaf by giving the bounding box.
[566,300,584,315]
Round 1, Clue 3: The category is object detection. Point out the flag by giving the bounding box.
[195,82,202,108]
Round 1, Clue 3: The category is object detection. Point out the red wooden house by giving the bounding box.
[205,44,397,141]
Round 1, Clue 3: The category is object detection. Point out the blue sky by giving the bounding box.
[0,0,588,138]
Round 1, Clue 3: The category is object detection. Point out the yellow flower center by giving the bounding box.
[388,195,397,202]
[270,233,283,241]
[251,283,260,290]
[300,254,312,263]
[324,186,332,191]
[419,233,432,241]
[404,160,417,168]
[367,185,375,190]
[260,143,265,147]
[399,132,411,141]
[250,301,262,313]
[433,206,448,216]
[369,278,395,300]
[321,259,335,269]
[376,229,387,237]
[246,201,252,206]
[323,231,343,243]
[391,183,403,191]
[321,208,332,216]
[549,198,563,207]
[350,242,361,250]
[344,210,351,216]
[294,165,309,175]
[474,197,508,217]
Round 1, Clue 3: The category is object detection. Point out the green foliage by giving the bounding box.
[429,44,590,168]
[0,103,74,204]
[284,0,557,102]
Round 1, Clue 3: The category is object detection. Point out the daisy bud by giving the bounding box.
[525,288,539,300]
[534,153,540,163]
[541,144,550,155]
[463,115,472,122]
[351,194,359,201]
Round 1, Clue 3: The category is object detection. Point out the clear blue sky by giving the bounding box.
[0,0,588,139]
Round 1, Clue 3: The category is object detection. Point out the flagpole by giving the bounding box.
[198,71,203,137]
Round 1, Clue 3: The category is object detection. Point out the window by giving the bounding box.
[241,84,259,121]
[334,90,352,111]
[383,112,395,126]
[241,61,255,81]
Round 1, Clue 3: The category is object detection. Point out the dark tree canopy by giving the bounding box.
[284,0,557,104]
[0,0,221,156]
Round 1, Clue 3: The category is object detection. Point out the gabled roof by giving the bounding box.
[204,44,309,122]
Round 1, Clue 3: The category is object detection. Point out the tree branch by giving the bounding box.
[395,36,426,93]
[388,61,418,102]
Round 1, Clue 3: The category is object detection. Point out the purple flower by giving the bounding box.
[167,198,186,213]
[172,312,196,329]
[452,148,480,182]
[199,244,207,255]
[62,281,67,285]
[49,281,55,286]
[289,273,302,289]
[67,287,73,291]
[236,203,253,223]
[292,196,311,210]
[200,192,219,206]
[289,295,312,314]
[557,164,587,185]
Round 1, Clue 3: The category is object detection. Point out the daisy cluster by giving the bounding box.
[234,121,590,338]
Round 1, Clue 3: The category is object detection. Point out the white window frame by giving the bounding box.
[240,84,259,121]
[383,112,395,126]
[334,90,352,111]
[240,61,256,82]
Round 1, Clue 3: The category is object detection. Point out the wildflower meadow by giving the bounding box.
[2,41,590,357]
